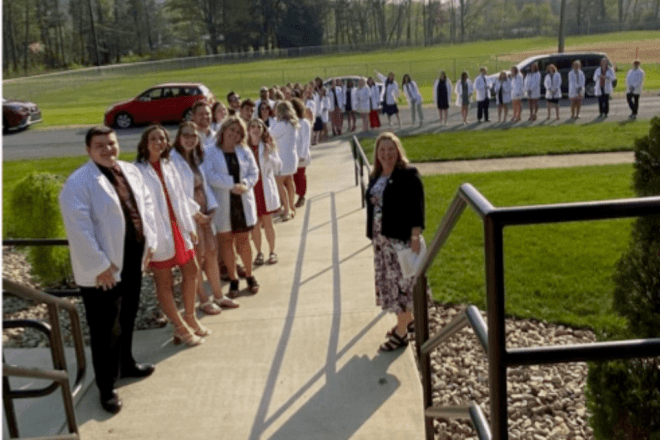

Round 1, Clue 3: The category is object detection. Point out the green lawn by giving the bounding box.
[4,30,658,128]
[423,164,634,335]
[358,120,650,162]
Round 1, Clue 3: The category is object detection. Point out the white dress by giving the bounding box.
[270,120,300,176]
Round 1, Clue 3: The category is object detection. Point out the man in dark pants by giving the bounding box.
[474,67,491,122]
[626,59,645,119]
[59,127,157,414]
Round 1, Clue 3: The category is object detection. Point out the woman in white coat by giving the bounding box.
[247,119,282,266]
[524,62,541,121]
[594,57,616,117]
[291,98,312,209]
[170,122,239,315]
[135,125,207,347]
[544,64,562,120]
[203,116,260,298]
[344,79,357,132]
[355,78,372,132]
[455,71,473,125]
[510,66,524,122]
[367,76,382,129]
[433,70,452,126]
[493,71,512,123]
[568,60,586,119]
[270,101,300,220]
[376,70,401,128]
[402,74,424,126]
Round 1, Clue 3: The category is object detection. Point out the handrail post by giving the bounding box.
[3,374,19,438]
[359,153,366,209]
[413,275,434,439]
[484,216,508,440]
[352,138,359,187]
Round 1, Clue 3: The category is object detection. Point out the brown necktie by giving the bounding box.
[111,164,145,243]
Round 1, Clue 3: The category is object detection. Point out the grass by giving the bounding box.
[358,120,650,162]
[3,31,659,128]
[422,164,634,335]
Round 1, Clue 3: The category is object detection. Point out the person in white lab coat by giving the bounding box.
[170,122,239,315]
[344,79,358,132]
[594,57,616,117]
[433,70,452,126]
[270,101,300,220]
[59,126,158,414]
[626,59,645,119]
[367,76,382,129]
[328,78,345,135]
[473,66,492,122]
[510,66,524,123]
[544,64,562,120]
[193,101,217,150]
[291,98,312,208]
[493,71,512,123]
[375,70,402,128]
[211,101,227,132]
[247,119,282,266]
[524,62,541,121]
[355,78,372,132]
[135,125,209,347]
[568,60,586,119]
[402,74,424,126]
[203,116,261,298]
[455,71,473,125]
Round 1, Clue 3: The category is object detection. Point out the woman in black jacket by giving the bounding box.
[366,132,425,351]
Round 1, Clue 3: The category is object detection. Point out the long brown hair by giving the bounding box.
[136,124,171,163]
[370,132,409,179]
[173,121,204,165]
[247,118,277,152]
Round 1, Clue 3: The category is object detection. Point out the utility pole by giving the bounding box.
[558,0,567,52]
[87,0,100,65]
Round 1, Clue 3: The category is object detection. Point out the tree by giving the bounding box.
[276,0,323,48]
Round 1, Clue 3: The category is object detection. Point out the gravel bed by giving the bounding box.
[4,246,596,438]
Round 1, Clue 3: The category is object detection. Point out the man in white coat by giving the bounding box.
[626,59,645,119]
[59,127,158,414]
[473,67,492,122]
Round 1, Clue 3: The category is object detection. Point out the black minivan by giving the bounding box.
[491,52,617,97]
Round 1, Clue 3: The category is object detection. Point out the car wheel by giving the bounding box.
[585,82,595,98]
[183,108,193,121]
[115,112,133,129]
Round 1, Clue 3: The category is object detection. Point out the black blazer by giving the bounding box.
[366,166,425,241]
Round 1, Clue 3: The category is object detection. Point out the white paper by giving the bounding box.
[396,236,427,278]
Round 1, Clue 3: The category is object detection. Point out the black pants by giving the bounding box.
[81,239,144,394]
[477,98,490,121]
[626,93,640,115]
[598,94,610,115]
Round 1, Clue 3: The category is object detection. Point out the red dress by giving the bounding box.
[148,160,195,269]
[250,143,278,217]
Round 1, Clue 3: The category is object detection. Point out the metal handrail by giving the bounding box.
[412,183,660,440]
[3,278,86,439]
[351,136,372,208]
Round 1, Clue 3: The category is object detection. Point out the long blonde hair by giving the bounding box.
[216,115,247,149]
[275,101,300,129]
[370,132,409,178]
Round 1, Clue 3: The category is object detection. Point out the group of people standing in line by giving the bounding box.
[58,83,318,414]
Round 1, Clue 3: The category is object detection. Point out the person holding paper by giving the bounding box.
[366,132,425,352]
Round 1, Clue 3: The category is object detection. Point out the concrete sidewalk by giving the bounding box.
[59,139,424,439]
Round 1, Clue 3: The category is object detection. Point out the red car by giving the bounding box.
[3,98,43,132]
[104,83,216,129]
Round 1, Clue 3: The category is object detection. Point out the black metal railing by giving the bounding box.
[412,183,660,440]
[351,136,372,208]
[3,273,86,439]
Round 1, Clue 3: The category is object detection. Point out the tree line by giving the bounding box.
[3,0,659,78]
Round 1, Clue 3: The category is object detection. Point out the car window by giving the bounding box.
[555,57,572,70]
[162,88,175,98]
[140,88,162,100]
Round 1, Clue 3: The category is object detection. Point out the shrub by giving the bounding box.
[8,172,71,286]
[586,116,660,440]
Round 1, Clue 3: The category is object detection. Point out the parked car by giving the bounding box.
[323,76,383,95]
[104,83,216,129]
[487,52,617,98]
[3,98,43,133]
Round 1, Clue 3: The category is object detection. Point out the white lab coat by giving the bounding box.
[198,127,217,151]
[270,119,300,175]
[473,75,492,102]
[593,66,616,96]
[544,72,562,99]
[59,160,158,287]
[568,69,586,98]
[253,141,282,212]
[493,79,512,105]
[355,86,371,113]
[305,98,317,117]
[510,74,524,100]
[169,149,218,216]
[327,86,345,112]
[454,79,473,107]
[626,68,645,94]
[376,72,399,106]
[402,80,423,106]
[297,118,312,168]
[432,78,453,107]
[202,144,259,233]
[369,85,381,110]
[524,72,541,99]
[321,96,331,123]
[136,159,196,263]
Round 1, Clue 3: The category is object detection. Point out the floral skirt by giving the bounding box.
[372,215,414,315]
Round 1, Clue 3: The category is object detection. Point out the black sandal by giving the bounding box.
[386,321,414,338]
[379,330,409,352]
[246,276,259,294]
[227,280,240,298]
[253,252,265,266]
